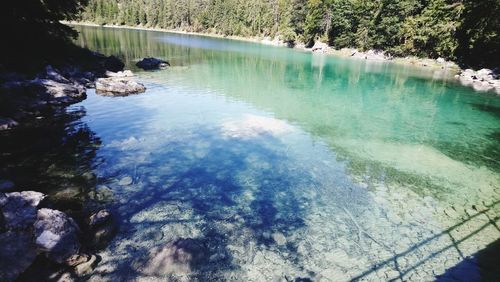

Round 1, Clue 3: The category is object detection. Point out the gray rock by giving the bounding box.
[0,117,18,131]
[88,209,111,227]
[0,180,14,192]
[95,77,145,96]
[0,191,46,230]
[136,57,170,70]
[34,208,81,264]
[0,232,37,282]
[30,78,86,99]
[74,254,97,277]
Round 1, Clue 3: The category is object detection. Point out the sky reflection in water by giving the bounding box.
[68,26,500,281]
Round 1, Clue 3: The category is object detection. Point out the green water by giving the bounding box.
[27,25,500,280]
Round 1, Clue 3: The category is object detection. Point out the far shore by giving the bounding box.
[63,21,461,72]
[64,21,499,95]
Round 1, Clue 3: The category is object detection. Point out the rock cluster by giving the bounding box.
[456,68,500,94]
[0,191,112,280]
[0,53,147,131]
[136,57,170,70]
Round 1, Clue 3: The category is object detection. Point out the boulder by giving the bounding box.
[436,58,445,64]
[0,117,18,131]
[34,208,81,264]
[0,191,46,231]
[95,77,146,96]
[136,57,170,70]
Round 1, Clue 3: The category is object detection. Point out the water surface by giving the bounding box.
[19,25,500,280]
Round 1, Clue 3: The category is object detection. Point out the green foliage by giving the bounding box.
[455,0,500,68]
[77,0,500,68]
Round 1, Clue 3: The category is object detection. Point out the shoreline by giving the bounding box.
[65,21,499,95]
[64,21,458,70]
[61,22,499,96]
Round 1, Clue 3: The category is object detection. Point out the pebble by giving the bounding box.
[74,254,97,277]
[272,232,287,246]
[118,176,133,186]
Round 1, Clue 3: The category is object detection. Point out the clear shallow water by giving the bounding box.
[22,26,500,280]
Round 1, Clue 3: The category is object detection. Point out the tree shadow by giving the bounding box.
[350,201,500,281]
[0,106,102,212]
[86,127,318,280]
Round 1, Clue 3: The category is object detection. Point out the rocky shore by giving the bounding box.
[455,68,500,94]
[0,52,170,280]
[0,53,149,132]
[0,191,116,280]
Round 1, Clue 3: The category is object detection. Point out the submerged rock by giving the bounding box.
[74,254,97,277]
[136,57,170,70]
[95,77,145,96]
[34,208,81,264]
[118,176,133,186]
[138,238,208,277]
[88,209,111,227]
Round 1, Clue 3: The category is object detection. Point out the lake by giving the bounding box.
[13,25,500,280]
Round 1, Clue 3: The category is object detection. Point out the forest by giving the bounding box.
[78,0,500,68]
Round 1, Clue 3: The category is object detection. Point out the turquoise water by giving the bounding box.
[19,26,500,280]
